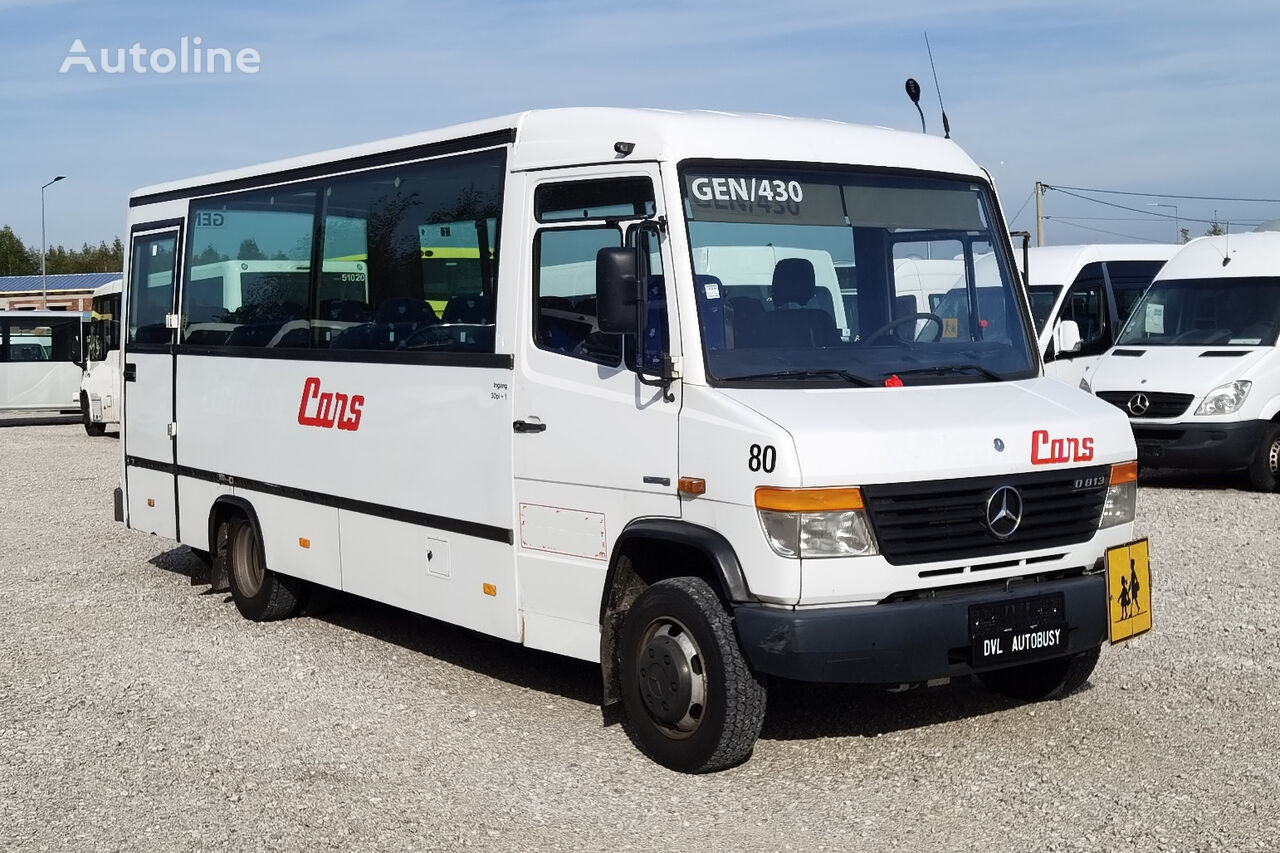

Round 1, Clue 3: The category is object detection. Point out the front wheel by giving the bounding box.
[226,514,300,621]
[81,393,106,437]
[619,577,766,773]
[977,645,1101,701]
[1247,424,1280,492]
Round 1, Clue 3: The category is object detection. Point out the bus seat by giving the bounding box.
[442,293,493,324]
[762,258,838,347]
[694,274,726,350]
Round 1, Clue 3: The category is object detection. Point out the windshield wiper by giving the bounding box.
[892,364,1003,382]
[721,368,877,386]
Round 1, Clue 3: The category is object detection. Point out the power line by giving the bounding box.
[1008,188,1035,223]
[1046,219,1164,243]
[1045,187,1230,225]
[1046,215,1265,225]
[1044,184,1280,204]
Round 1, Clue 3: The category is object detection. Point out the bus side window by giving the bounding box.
[322,149,504,355]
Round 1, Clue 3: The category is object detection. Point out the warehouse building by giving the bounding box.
[0,272,120,311]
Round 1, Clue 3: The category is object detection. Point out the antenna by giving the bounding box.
[905,78,926,133]
[1223,219,1232,266]
[924,32,950,139]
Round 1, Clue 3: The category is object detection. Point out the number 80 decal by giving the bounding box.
[748,444,776,473]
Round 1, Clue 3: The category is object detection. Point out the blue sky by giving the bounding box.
[2,0,1279,251]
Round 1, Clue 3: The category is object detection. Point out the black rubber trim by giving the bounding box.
[125,455,513,545]
[129,129,516,207]
[602,519,753,620]
[171,345,514,369]
[130,218,186,234]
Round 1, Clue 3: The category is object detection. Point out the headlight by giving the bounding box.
[1195,380,1252,416]
[755,487,878,558]
[1100,461,1138,529]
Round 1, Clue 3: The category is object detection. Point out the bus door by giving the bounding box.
[512,166,681,658]
[122,225,182,539]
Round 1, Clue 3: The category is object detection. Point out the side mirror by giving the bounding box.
[1054,319,1082,356]
[596,246,640,334]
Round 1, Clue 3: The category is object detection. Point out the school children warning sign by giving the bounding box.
[1106,539,1152,643]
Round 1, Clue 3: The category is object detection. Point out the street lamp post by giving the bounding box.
[1148,202,1179,243]
[41,175,66,309]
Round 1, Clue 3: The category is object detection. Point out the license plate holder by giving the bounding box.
[969,592,1068,667]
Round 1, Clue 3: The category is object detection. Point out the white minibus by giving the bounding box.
[117,108,1150,772]
[1088,229,1280,490]
[80,278,123,435]
[0,310,86,413]
[1023,244,1177,387]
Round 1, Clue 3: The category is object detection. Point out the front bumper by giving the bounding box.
[733,573,1106,684]
[1131,419,1266,470]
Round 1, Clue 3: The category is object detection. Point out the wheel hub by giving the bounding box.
[637,622,706,734]
[1268,439,1280,474]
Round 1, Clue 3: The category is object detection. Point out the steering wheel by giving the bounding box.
[863,312,944,344]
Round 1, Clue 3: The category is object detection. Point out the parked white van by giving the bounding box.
[1,310,86,413]
[1087,230,1280,489]
[1024,244,1178,387]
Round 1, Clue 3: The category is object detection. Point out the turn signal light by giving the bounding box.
[1109,461,1138,485]
[754,487,865,512]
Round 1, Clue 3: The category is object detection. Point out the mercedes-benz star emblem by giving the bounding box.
[1127,393,1151,416]
[985,486,1023,539]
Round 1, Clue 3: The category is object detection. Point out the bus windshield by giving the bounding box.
[1116,277,1280,347]
[680,165,1035,385]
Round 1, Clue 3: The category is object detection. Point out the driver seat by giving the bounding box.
[761,258,839,347]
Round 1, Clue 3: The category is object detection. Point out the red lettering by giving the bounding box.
[338,395,364,431]
[298,377,364,431]
[297,376,322,426]
[1031,429,1096,464]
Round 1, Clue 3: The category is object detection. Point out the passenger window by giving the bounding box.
[185,188,315,347]
[322,149,504,354]
[128,233,178,345]
[535,178,654,222]
[1063,264,1107,347]
[534,226,622,365]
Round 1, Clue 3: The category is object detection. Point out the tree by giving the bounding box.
[0,225,38,275]
[1179,227,1191,244]
[193,245,227,265]
[237,238,266,260]
[1205,219,1226,237]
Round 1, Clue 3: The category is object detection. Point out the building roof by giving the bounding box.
[0,272,121,294]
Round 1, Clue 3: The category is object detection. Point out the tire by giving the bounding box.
[81,393,106,437]
[1247,424,1280,492]
[225,514,300,621]
[977,645,1101,702]
[619,577,766,773]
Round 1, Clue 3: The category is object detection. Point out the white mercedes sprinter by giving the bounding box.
[116,108,1149,772]
[1088,229,1280,490]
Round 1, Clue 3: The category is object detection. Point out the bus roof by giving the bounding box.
[1023,243,1180,287]
[1156,231,1280,281]
[131,108,988,205]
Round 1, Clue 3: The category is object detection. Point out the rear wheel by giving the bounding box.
[1247,424,1280,492]
[226,514,299,621]
[977,645,1101,701]
[619,577,766,773]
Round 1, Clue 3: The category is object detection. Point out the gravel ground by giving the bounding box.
[2,418,1278,852]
